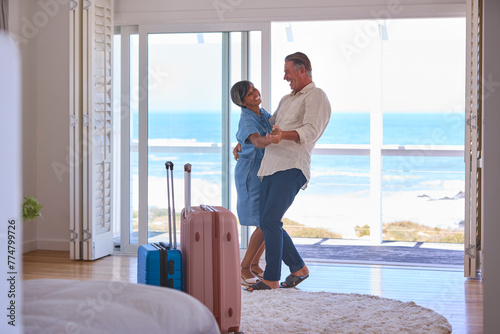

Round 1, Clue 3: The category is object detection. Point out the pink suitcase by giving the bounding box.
[181,163,241,334]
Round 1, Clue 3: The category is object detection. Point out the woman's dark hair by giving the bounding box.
[230,80,253,108]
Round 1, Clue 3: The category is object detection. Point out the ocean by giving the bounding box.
[143,111,465,145]
[141,111,465,187]
[134,111,466,231]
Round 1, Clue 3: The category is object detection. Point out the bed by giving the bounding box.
[23,279,220,334]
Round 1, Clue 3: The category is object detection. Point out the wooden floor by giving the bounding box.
[22,250,483,334]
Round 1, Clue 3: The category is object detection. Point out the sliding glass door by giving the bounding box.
[146,32,224,243]
[115,24,268,252]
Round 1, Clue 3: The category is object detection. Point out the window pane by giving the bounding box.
[380,18,465,243]
[147,33,223,243]
[271,18,465,243]
[130,34,139,244]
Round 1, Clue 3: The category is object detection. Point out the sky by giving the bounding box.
[116,17,466,114]
[270,18,466,113]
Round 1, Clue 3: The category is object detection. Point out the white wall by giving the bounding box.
[34,2,70,251]
[9,1,38,251]
[10,0,70,251]
[482,1,500,332]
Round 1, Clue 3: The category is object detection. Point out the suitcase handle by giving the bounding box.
[200,204,212,211]
[184,163,192,217]
[159,241,171,249]
[200,204,219,213]
[165,161,177,249]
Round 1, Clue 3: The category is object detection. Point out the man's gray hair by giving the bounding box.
[285,52,312,78]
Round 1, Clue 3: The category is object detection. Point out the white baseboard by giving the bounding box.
[23,240,69,252]
[23,240,38,253]
[37,240,69,251]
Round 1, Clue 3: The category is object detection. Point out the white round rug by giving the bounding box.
[240,289,452,334]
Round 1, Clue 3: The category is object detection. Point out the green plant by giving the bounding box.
[22,196,43,221]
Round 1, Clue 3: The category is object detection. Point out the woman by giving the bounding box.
[231,80,277,285]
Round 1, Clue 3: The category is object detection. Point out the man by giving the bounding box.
[247,52,331,291]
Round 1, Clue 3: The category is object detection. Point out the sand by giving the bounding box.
[135,175,464,238]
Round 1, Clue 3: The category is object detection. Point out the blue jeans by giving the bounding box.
[259,168,307,281]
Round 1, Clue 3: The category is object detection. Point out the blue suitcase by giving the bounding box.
[137,161,182,290]
[137,242,182,289]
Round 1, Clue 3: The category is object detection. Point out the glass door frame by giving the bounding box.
[118,22,270,253]
[118,25,138,254]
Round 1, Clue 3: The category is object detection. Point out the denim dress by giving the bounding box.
[234,107,273,226]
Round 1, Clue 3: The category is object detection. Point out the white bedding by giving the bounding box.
[23,279,220,334]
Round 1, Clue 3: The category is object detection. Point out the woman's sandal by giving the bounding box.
[241,267,259,286]
[250,264,264,280]
[245,280,271,292]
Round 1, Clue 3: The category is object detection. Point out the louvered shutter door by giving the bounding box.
[82,0,114,260]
